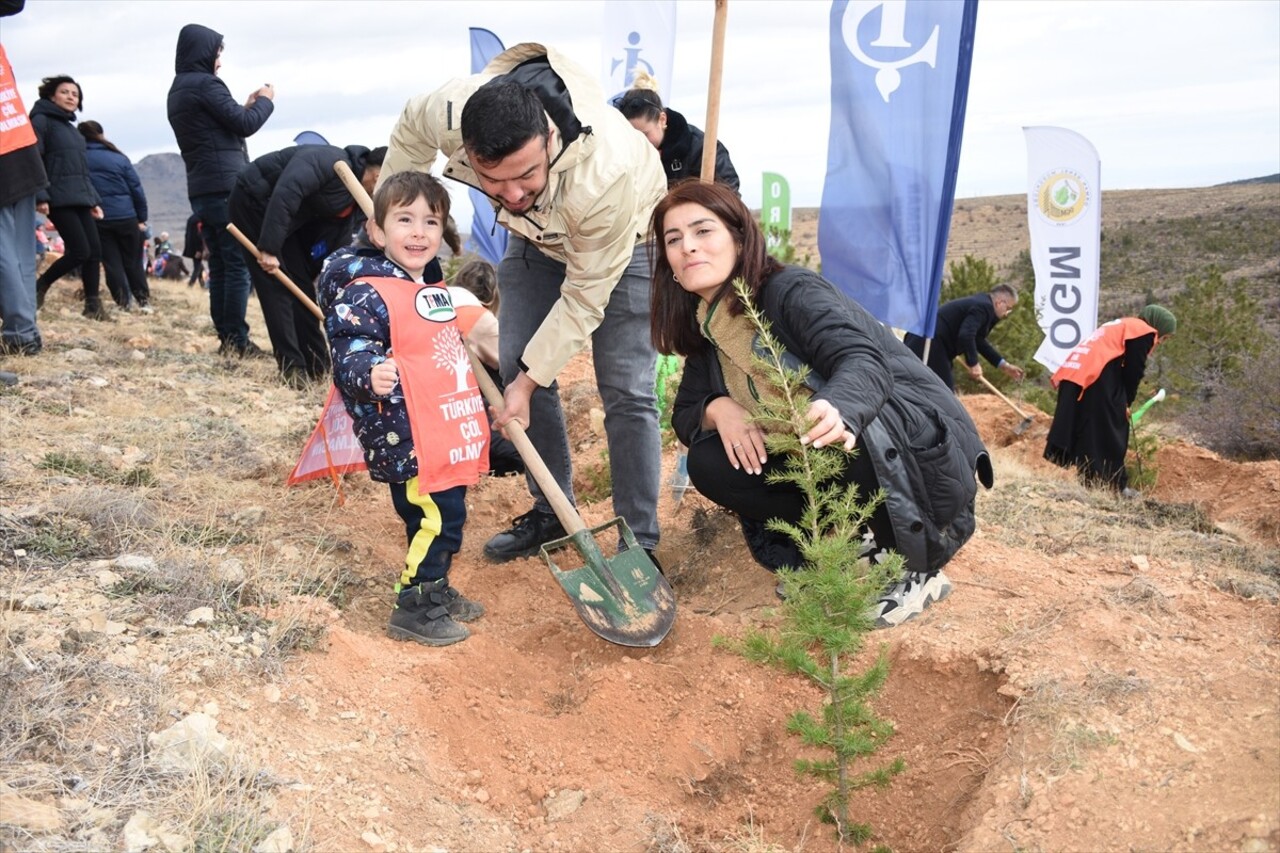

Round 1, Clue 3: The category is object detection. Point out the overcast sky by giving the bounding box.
[5,0,1278,208]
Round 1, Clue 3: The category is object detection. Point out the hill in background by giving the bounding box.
[129,153,1279,330]
[134,153,190,245]
[786,180,1279,326]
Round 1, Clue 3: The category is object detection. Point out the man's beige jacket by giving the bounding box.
[382,43,666,386]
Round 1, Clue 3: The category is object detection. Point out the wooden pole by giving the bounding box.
[225,223,323,321]
[700,0,729,183]
[334,160,375,219]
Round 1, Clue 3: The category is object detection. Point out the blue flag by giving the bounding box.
[817,0,978,338]
[466,27,509,265]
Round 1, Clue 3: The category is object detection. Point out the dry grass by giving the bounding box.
[978,447,1278,581]
[0,284,347,849]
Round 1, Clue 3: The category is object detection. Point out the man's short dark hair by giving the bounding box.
[460,79,548,164]
[366,146,388,167]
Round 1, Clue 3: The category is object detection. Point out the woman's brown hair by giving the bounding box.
[648,180,782,356]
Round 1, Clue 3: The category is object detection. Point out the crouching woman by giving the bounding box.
[651,181,993,627]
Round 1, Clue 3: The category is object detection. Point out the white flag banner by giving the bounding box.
[601,0,676,104]
[1025,126,1101,373]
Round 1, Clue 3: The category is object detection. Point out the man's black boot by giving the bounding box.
[482,508,567,563]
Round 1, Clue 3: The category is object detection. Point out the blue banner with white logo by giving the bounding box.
[467,27,509,265]
[817,0,978,338]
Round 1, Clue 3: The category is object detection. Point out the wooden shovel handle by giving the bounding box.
[334,160,375,219]
[225,223,324,321]
[465,346,586,536]
[700,0,728,183]
[976,373,1030,420]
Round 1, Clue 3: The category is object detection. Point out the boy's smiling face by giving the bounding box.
[367,195,443,281]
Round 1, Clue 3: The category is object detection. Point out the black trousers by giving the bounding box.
[228,194,335,377]
[96,217,149,306]
[388,481,467,589]
[687,432,897,555]
[903,333,956,390]
[38,205,102,306]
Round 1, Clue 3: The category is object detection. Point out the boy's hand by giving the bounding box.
[370,358,398,396]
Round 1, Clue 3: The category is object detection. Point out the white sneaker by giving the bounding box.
[871,570,953,629]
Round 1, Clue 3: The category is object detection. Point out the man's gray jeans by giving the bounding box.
[497,236,661,549]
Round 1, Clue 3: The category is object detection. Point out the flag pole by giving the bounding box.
[699,0,728,182]
[671,0,729,507]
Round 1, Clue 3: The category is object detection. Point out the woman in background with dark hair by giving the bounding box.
[614,71,739,192]
[30,74,108,319]
[79,120,151,312]
[651,180,992,627]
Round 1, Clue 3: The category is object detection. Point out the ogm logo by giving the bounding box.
[842,0,940,102]
[414,286,456,323]
[1034,170,1090,225]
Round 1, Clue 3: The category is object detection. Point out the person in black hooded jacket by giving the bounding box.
[613,71,739,193]
[167,23,274,358]
[30,74,107,319]
[228,143,385,385]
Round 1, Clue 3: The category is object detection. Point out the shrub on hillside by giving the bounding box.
[1185,339,1280,461]
[1156,267,1268,399]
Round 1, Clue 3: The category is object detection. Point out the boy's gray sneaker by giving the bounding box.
[871,570,952,629]
[387,579,470,646]
[440,583,485,622]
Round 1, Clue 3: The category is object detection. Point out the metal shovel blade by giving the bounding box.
[540,517,676,647]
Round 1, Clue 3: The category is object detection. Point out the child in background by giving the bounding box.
[318,172,490,647]
[448,258,524,476]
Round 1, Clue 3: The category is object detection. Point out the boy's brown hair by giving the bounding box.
[372,171,451,228]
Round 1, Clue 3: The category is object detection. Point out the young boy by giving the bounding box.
[317,172,490,646]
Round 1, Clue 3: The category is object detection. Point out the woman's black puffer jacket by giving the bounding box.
[673,265,993,574]
[29,98,99,208]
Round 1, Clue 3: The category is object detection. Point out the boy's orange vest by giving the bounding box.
[366,277,489,493]
[1051,317,1158,393]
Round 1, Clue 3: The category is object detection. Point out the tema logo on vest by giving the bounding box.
[414,286,457,323]
[1034,169,1090,225]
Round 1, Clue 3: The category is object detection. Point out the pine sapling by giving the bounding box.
[713,278,904,844]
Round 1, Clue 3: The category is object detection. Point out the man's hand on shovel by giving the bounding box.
[491,371,537,436]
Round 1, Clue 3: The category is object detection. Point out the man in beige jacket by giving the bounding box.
[381,43,667,563]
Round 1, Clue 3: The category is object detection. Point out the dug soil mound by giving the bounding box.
[2,283,1277,852]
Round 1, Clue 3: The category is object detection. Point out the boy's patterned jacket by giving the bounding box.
[318,244,425,484]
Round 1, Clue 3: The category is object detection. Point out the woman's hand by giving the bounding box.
[705,396,765,475]
[90,206,103,220]
[370,358,398,396]
[802,399,856,451]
